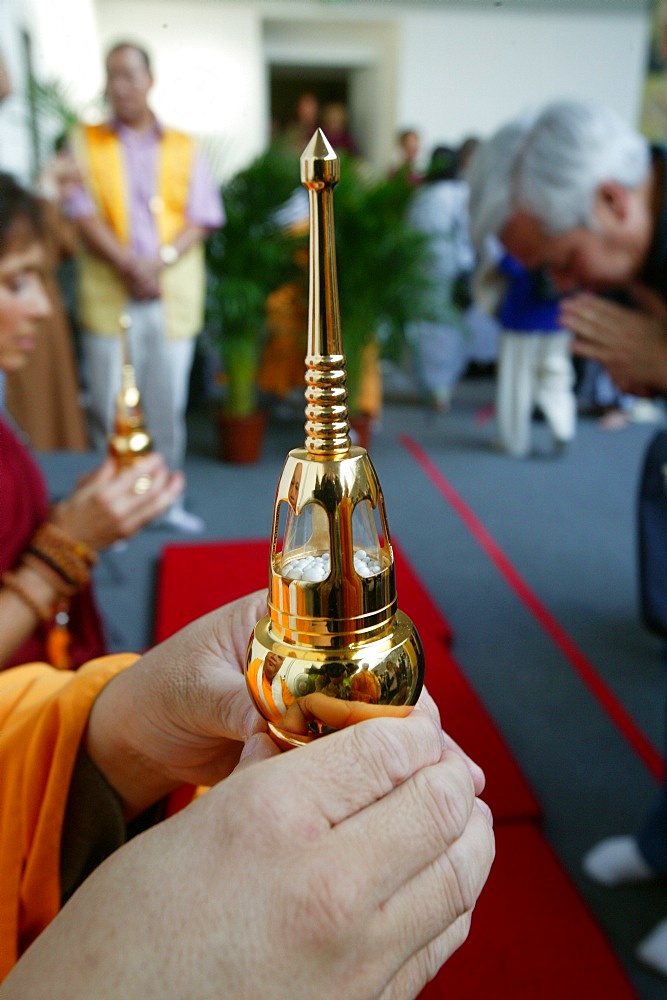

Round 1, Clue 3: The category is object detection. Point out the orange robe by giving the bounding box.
[0,654,138,979]
[246,657,295,724]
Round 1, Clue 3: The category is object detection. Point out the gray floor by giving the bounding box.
[39,370,667,999]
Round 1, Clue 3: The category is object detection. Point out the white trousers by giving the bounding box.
[82,300,196,472]
[496,331,576,458]
[406,319,467,404]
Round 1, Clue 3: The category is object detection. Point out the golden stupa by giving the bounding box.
[245,130,425,749]
[108,312,153,467]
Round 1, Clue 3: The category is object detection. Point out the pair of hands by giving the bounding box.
[74,215,165,300]
[112,222,207,300]
[117,251,163,300]
[50,453,184,553]
[561,283,667,396]
[3,592,495,1000]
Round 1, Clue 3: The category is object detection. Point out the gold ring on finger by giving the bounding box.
[132,474,152,495]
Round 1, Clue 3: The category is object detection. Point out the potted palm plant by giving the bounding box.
[331,155,439,444]
[251,150,440,449]
[205,148,305,462]
[206,142,440,458]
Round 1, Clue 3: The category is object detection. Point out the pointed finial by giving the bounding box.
[300,128,340,187]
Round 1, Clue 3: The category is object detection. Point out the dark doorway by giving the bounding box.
[269,65,350,135]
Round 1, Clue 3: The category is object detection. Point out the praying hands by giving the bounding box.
[562,286,667,397]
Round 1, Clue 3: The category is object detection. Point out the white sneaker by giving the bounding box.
[637,916,667,978]
[160,506,205,535]
[582,835,656,887]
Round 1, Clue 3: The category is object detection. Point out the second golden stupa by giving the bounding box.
[107,312,153,468]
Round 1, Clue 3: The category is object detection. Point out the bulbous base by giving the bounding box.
[108,429,152,466]
[245,610,425,748]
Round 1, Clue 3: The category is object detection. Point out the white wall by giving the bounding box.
[397,6,650,164]
[0,0,34,178]
[96,0,651,177]
[2,0,652,182]
[27,0,103,106]
[0,0,101,179]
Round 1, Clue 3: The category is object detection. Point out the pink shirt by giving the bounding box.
[67,118,224,256]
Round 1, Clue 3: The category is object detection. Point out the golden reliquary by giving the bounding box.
[245,130,425,749]
[108,312,153,468]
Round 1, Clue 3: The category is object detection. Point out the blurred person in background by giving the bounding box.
[467,97,667,977]
[0,172,183,672]
[406,145,474,411]
[66,40,224,534]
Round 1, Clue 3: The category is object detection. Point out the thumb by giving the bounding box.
[236,732,282,771]
[217,679,267,744]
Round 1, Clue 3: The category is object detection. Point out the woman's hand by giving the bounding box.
[50,453,184,551]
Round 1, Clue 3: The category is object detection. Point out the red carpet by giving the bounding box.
[154,538,639,999]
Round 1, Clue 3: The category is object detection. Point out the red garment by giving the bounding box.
[0,417,106,668]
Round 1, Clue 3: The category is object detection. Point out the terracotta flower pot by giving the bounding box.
[349,412,373,451]
[217,409,266,464]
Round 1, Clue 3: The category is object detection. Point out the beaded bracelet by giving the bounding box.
[32,521,97,566]
[27,522,97,592]
[2,570,53,622]
[22,551,78,597]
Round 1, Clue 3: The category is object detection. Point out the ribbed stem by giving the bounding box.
[300,129,351,457]
[118,312,139,406]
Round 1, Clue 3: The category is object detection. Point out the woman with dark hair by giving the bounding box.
[4,151,90,451]
[0,172,183,670]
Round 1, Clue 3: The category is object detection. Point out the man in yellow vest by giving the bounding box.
[67,41,224,533]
